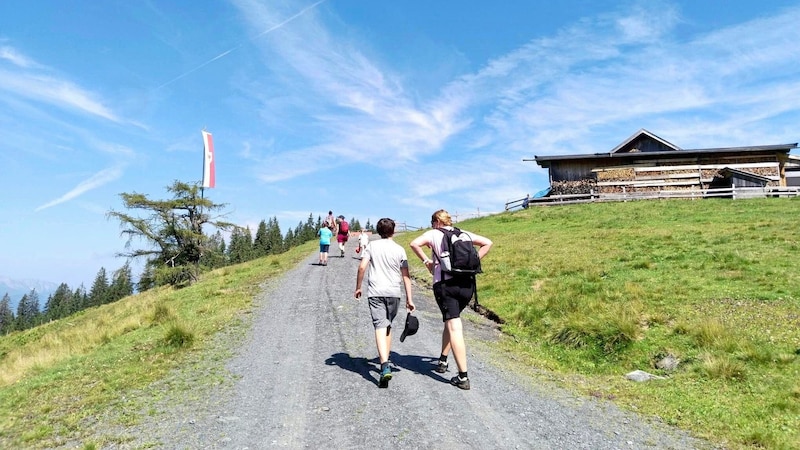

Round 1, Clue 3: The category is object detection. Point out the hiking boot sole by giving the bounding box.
[379,372,392,388]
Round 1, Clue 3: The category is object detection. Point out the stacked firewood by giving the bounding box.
[550,179,597,195]
[596,168,634,181]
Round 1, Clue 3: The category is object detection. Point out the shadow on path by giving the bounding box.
[325,352,451,387]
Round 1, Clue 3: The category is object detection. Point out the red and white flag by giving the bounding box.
[201,130,215,188]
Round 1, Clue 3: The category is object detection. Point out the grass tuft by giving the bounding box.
[162,323,194,349]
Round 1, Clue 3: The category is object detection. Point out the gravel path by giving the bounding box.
[104,240,714,449]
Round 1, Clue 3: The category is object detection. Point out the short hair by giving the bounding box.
[431,209,452,227]
[376,218,395,238]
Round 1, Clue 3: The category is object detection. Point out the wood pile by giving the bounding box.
[550,179,596,195]
[596,168,634,181]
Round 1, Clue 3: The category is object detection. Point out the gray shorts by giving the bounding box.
[368,296,399,329]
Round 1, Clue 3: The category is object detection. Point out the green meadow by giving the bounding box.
[2,198,799,449]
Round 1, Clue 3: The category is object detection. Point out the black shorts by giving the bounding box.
[433,276,475,321]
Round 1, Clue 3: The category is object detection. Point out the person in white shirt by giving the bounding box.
[354,218,415,388]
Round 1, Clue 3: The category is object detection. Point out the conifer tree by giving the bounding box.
[44,283,72,321]
[137,264,156,292]
[302,213,317,242]
[200,231,227,269]
[71,285,88,313]
[284,228,295,249]
[16,290,41,330]
[0,293,14,334]
[108,263,134,302]
[227,226,253,264]
[108,180,235,286]
[266,216,283,255]
[88,267,109,307]
[253,220,269,258]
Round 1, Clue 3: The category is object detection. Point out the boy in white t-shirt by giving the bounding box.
[354,218,415,388]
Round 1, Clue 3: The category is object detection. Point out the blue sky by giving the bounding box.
[1,0,799,289]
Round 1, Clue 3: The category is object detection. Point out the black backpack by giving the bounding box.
[436,227,482,276]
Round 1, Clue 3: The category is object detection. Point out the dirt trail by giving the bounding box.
[105,239,713,449]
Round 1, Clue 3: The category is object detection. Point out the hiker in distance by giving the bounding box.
[354,218,416,388]
[409,209,493,390]
[317,222,333,266]
[357,229,370,258]
[336,215,350,257]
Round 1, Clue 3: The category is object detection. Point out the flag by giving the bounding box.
[202,130,215,188]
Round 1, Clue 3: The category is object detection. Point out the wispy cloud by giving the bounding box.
[0,45,42,69]
[0,45,122,123]
[232,1,800,211]
[35,165,125,212]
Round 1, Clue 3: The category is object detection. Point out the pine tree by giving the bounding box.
[137,263,156,292]
[228,226,253,264]
[44,283,72,321]
[108,263,134,302]
[16,290,41,330]
[266,216,283,255]
[200,231,227,269]
[0,293,14,334]
[284,228,295,249]
[302,213,317,242]
[88,268,109,307]
[253,220,269,258]
[72,285,88,313]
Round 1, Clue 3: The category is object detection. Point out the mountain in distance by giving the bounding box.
[0,276,60,311]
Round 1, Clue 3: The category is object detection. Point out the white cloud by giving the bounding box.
[0,70,121,122]
[35,165,125,212]
[0,45,41,69]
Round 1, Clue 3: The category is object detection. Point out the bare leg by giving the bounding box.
[446,318,468,373]
[375,327,392,364]
[440,326,452,357]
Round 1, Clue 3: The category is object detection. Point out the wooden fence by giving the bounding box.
[505,186,800,210]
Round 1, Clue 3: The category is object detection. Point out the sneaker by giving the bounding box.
[450,375,470,390]
[435,361,448,373]
[341,250,345,258]
[379,366,392,388]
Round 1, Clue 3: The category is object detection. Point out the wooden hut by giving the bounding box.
[529,129,799,196]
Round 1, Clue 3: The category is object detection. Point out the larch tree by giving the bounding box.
[108,180,234,286]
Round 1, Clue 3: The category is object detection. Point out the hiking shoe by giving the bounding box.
[435,361,448,373]
[379,366,392,388]
[450,375,470,390]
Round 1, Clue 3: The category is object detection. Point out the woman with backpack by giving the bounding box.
[409,209,492,390]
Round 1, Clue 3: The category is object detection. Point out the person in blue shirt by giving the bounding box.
[317,224,334,266]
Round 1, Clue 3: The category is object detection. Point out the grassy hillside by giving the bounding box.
[2,198,799,449]
[0,243,316,448]
[395,198,800,450]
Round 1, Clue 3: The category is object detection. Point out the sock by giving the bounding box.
[381,362,390,372]
[459,371,468,380]
[438,354,448,363]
